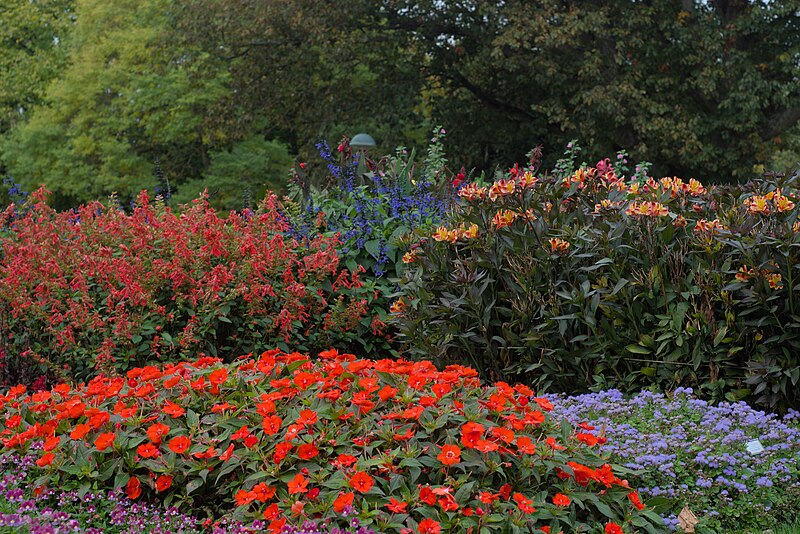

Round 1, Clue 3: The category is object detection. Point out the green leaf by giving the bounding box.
[186,478,204,495]
[626,344,651,355]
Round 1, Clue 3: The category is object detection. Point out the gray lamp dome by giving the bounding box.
[350,133,376,149]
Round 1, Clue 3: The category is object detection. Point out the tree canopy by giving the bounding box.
[1,0,799,209]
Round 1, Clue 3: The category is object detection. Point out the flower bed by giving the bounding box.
[393,146,800,409]
[551,388,800,532]
[0,189,381,387]
[0,349,661,533]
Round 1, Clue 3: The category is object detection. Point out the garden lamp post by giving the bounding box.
[350,133,376,185]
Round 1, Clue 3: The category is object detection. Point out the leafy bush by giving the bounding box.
[278,132,460,350]
[0,189,378,386]
[0,348,662,534]
[392,146,800,409]
[551,388,800,533]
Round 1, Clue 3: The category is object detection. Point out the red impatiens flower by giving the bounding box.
[605,523,624,534]
[333,491,354,513]
[126,476,142,500]
[94,432,116,451]
[155,474,173,492]
[553,493,571,507]
[516,436,536,454]
[419,486,437,506]
[168,435,191,454]
[437,444,461,466]
[335,454,358,468]
[162,400,185,418]
[348,471,374,493]
[418,518,441,534]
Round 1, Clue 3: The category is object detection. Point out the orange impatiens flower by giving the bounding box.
[94,432,116,451]
[162,400,185,418]
[168,435,191,454]
[126,476,142,500]
[296,409,318,426]
[69,423,91,440]
[385,497,408,513]
[333,491,354,513]
[513,492,537,514]
[36,453,55,467]
[155,474,172,492]
[137,442,161,458]
[628,491,646,510]
[348,471,374,493]
[287,473,309,494]
[297,443,319,460]
[262,415,283,435]
[553,493,571,506]
[418,518,442,534]
[437,444,461,466]
[147,422,170,444]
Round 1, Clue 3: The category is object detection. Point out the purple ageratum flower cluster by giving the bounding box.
[549,388,800,532]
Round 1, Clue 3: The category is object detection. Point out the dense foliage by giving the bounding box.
[393,148,800,410]
[2,1,799,209]
[551,388,800,533]
[0,189,381,386]
[0,349,662,533]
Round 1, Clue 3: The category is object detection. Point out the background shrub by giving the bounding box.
[0,189,380,386]
[393,147,800,410]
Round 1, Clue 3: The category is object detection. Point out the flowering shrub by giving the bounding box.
[0,349,662,533]
[0,189,376,386]
[551,388,800,533]
[393,145,800,409]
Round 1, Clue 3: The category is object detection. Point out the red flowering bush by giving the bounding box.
[0,349,662,533]
[0,188,383,386]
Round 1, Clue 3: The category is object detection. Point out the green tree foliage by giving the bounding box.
[385,0,800,180]
[2,0,799,207]
[0,0,74,135]
[173,0,430,162]
[1,0,290,210]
